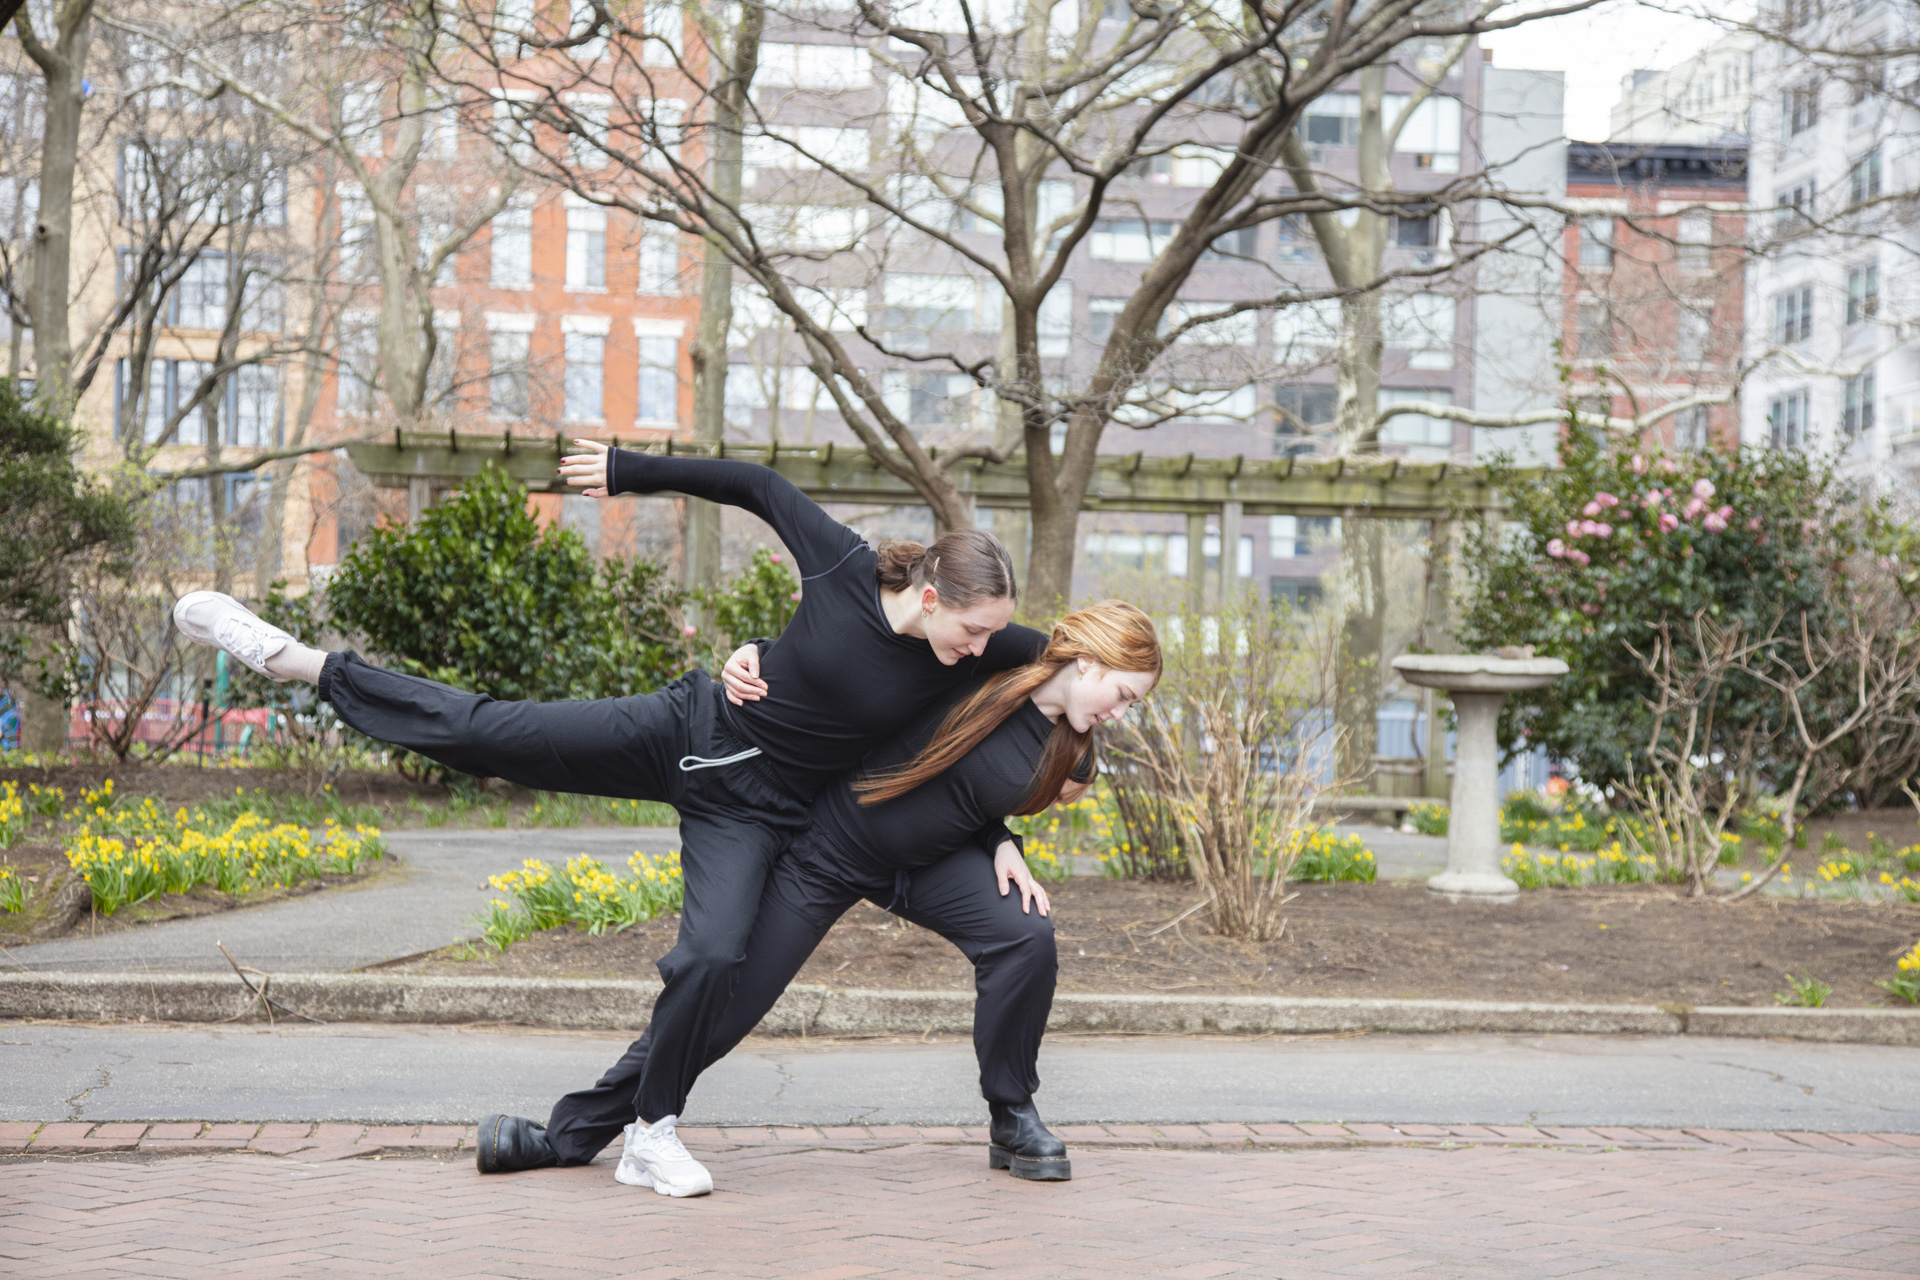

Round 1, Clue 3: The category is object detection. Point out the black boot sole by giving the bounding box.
[989,1143,1072,1181]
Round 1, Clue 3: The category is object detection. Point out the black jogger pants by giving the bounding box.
[319,653,809,1123]
[544,834,1058,1165]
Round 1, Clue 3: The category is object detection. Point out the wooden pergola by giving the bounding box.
[343,429,1539,800]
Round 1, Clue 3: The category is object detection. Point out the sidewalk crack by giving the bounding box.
[64,1065,110,1121]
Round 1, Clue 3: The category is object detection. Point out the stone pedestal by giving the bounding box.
[1389,654,1569,899]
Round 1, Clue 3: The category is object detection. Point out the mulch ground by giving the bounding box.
[402,877,1920,1009]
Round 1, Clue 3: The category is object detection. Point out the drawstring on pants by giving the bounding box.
[677,747,764,773]
[884,869,912,916]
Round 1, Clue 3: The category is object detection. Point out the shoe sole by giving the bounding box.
[989,1144,1072,1181]
[616,1159,712,1197]
[476,1114,507,1174]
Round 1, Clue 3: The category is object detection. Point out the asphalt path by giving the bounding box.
[5,1023,1917,1132]
[2,828,682,974]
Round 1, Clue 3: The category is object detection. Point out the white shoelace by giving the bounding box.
[213,615,282,669]
[643,1122,693,1164]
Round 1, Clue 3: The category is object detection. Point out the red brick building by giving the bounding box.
[1562,142,1747,449]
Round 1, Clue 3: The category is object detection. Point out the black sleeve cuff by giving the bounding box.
[606,447,644,496]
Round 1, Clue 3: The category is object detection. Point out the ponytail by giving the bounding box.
[874,528,1018,608]
[855,600,1161,814]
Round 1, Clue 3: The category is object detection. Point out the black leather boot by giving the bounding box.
[988,1099,1071,1181]
[476,1114,558,1173]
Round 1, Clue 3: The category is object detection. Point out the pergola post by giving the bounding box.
[1184,511,1206,613]
[1220,500,1243,601]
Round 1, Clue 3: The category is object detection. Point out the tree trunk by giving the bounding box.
[20,4,94,415]
[686,1,762,594]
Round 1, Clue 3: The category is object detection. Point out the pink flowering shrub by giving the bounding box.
[1461,430,1913,796]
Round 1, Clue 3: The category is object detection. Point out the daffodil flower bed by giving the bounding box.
[476,851,684,951]
[0,865,28,914]
[1503,842,1673,889]
[1878,942,1920,1004]
[0,782,25,850]
[59,782,384,915]
[1289,830,1378,883]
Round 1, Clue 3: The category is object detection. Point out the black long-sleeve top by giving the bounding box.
[803,677,1090,875]
[607,449,1047,801]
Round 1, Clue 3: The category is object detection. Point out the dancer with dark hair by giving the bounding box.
[498,601,1162,1194]
[171,442,1047,1192]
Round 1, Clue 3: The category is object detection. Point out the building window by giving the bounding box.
[1772,286,1813,345]
[1780,83,1818,139]
[1578,216,1613,269]
[174,254,228,329]
[563,330,605,422]
[339,188,376,281]
[566,203,607,291]
[638,233,679,294]
[1677,211,1712,270]
[488,327,530,419]
[1846,264,1879,325]
[1299,93,1359,147]
[1843,371,1876,438]
[1576,299,1612,359]
[1090,219,1176,262]
[1088,297,1126,344]
[637,334,677,423]
[336,316,380,417]
[1848,150,1882,206]
[491,200,533,288]
[1394,212,1438,247]
[1677,307,1711,364]
[1274,213,1316,263]
[230,364,281,447]
[1675,404,1710,451]
[1201,227,1257,260]
[1774,181,1815,232]
[1274,384,1334,453]
[1768,390,1808,449]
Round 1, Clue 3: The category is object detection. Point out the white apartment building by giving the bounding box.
[1610,31,1756,145]
[1741,3,1920,486]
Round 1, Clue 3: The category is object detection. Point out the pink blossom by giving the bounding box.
[1581,603,1601,616]
[683,624,698,636]
[1577,519,1598,536]
[789,591,802,601]
[1692,478,1716,500]
[1659,512,1680,533]
[1747,516,1764,531]
[1643,491,1663,508]
[1593,523,1613,538]
[1659,458,1678,474]
[1703,512,1728,532]
[1546,538,1566,557]
[1567,548,1592,566]
[1594,492,1620,508]
[1630,454,1647,475]
[1684,497,1707,519]
[1566,519,1582,537]
[1583,500,1602,518]
[769,553,782,563]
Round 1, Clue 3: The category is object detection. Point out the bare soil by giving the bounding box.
[400,878,1920,1009]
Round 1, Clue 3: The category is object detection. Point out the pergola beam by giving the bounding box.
[341,431,1533,518]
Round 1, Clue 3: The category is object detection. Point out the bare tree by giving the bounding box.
[441,0,1604,606]
[106,0,520,429]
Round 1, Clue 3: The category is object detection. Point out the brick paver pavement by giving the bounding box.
[3,1123,1917,1279]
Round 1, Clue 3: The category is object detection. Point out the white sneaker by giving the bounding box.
[171,591,294,681]
[614,1115,712,1197]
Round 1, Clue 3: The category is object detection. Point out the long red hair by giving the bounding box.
[855,600,1162,815]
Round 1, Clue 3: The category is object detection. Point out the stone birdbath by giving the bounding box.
[1389,652,1570,898]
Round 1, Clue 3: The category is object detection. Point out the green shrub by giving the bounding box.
[1461,430,1920,808]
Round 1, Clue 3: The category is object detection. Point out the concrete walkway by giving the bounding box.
[6,1023,1918,1131]
[1,828,680,975]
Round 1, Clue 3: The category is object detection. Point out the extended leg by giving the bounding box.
[318,651,690,800]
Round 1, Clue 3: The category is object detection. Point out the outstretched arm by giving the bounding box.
[561,440,860,577]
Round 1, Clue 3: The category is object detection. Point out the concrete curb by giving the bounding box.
[5,972,1920,1043]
